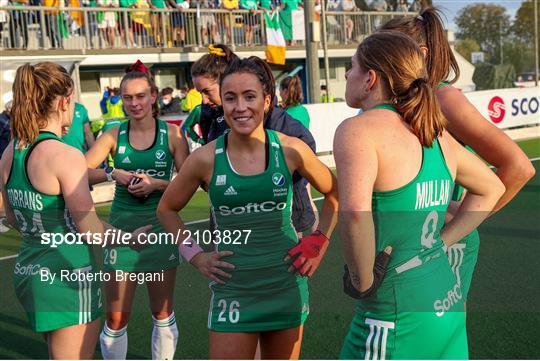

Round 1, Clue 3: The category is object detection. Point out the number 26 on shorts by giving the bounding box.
[217,299,240,324]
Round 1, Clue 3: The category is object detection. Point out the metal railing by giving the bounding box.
[0,6,415,51]
[325,10,410,45]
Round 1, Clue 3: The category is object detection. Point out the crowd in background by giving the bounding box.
[0,0,416,49]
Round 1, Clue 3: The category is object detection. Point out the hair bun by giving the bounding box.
[125,60,150,74]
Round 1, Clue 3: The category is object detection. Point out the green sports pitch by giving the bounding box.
[0,139,539,359]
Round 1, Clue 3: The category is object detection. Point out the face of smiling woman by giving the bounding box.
[221,72,271,136]
[121,77,157,121]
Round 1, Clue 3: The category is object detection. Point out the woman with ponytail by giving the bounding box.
[158,55,338,359]
[0,62,149,358]
[85,60,189,360]
[380,7,535,304]
[279,75,310,129]
[186,44,319,237]
[335,32,505,359]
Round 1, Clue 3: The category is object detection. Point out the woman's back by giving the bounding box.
[6,133,92,266]
[348,106,457,279]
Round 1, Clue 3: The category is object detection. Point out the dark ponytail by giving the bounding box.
[356,32,446,147]
[379,6,460,87]
[220,56,276,112]
[420,7,460,87]
[395,78,445,147]
[191,44,240,82]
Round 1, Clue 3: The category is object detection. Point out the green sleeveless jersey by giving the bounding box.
[112,119,174,211]
[6,132,94,269]
[7,133,102,332]
[107,120,178,271]
[372,136,454,281]
[208,129,302,290]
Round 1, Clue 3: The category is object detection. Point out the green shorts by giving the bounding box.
[447,229,480,301]
[107,210,179,272]
[14,262,103,333]
[340,258,468,359]
[208,279,309,332]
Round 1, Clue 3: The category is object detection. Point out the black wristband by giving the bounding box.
[342,250,392,299]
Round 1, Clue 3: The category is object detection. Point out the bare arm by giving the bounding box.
[57,148,108,236]
[85,128,117,184]
[281,135,338,277]
[85,127,132,186]
[157,150,204,233]
[56,147,150,246]
[333,118,378,291]
[83,123,95,149]
[438,86,534,212]
[156,146,235,284]
[284,136,338,238]
[440,134,506,246]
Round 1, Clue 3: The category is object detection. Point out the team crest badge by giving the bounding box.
[272,173,285,186]
[155,150,166,161]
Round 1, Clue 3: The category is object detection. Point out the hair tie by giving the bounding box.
[208,45,226,57]
[125,59,150,74]
[416,15,424,21]
[411,78,427,88]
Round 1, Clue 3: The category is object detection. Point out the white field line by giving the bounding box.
[1,158,539,262]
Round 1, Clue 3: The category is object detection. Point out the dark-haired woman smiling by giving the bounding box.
[158,56,338,359]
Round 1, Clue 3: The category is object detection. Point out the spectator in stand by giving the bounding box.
[8,0,29,49]
[396,0,408,12]
[260,0,281,11]
[0,0,8,48]
[370,0,387,10]
[131,0,152,45]
[69,0,84,35]
[159,87,182,115]
[369,0,387,28]
[325,0,340,43]
[44,0,63,48]
[340,0,356,43]
[168,0,188,46]
[239,0,259,46]
[182,82,202,112]
[221,0,238,43]
[97,0,119,48]
[118,0,136,48]
[409,0,420,12]
[279,0,302,45]
[148,0,168,47]
[82,0,99,48]
[200,0,217,45]
[0,101,11,233]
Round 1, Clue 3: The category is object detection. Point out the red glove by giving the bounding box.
[287,230,329,277]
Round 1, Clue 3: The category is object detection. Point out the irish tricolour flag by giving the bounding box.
[265,11,286,65]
